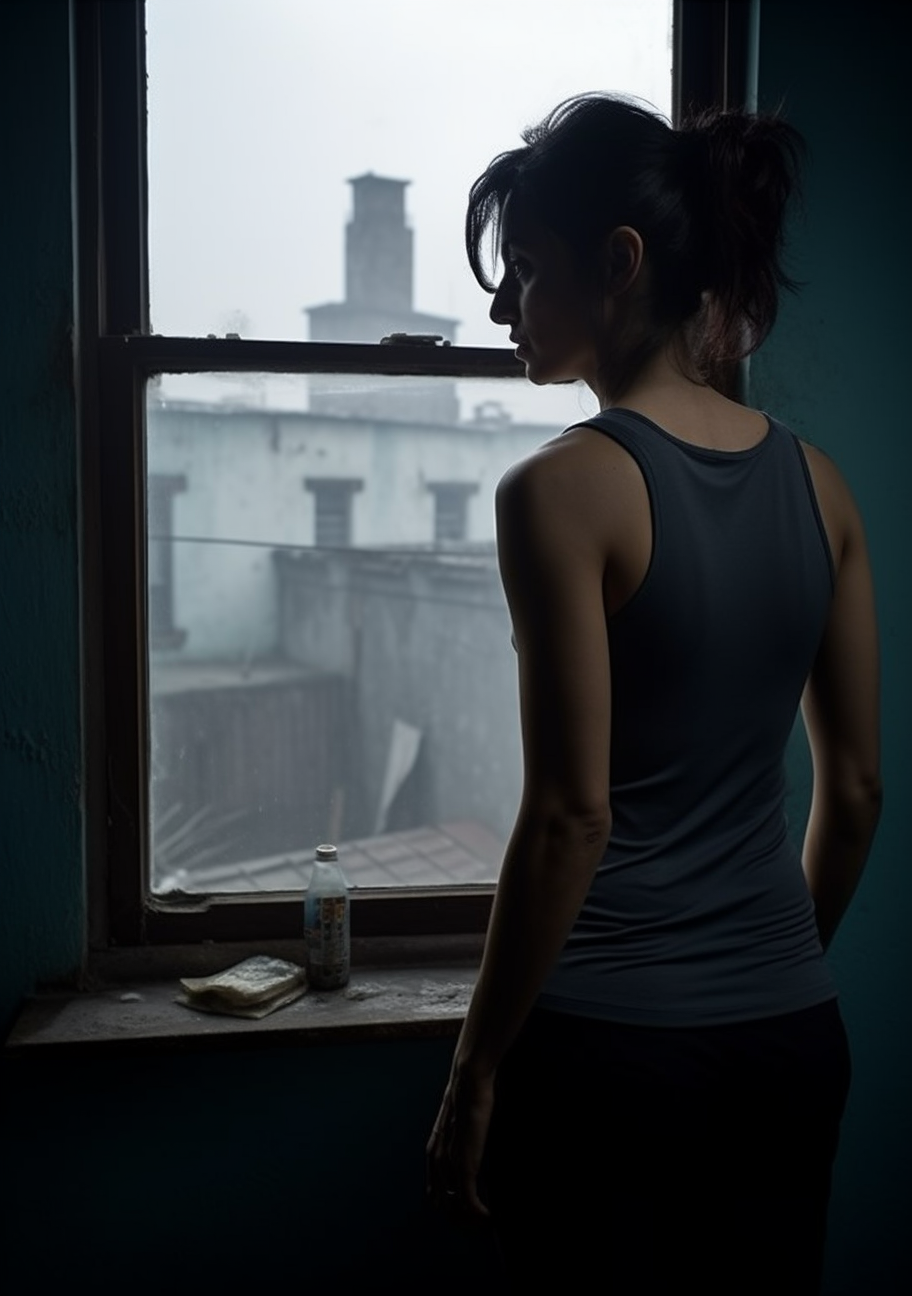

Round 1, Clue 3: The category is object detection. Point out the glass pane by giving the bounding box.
[146,0,673,349]
[147,372,595,893]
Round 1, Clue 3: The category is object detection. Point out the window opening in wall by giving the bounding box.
[92,0,682,939]
[146,372,593,897]
[305,478,363,549]
[428,482,479,545]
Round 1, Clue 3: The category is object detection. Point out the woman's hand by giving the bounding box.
[426,1062,496,1220]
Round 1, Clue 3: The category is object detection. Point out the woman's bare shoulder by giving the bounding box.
[496,424,649,589]
[497,422,640,505]
[797,439,865,568]
[798,437,844,485]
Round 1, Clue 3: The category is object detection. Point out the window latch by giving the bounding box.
[380,333,451,346]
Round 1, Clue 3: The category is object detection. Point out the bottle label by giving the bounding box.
[306,894,350,989]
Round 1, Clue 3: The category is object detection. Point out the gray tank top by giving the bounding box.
[539,409,838,1026]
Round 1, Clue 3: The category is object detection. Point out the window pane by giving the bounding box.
[146,0,673,349]
[147,372,593,893]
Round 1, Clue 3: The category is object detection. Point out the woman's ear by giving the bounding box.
[602,226,644,295]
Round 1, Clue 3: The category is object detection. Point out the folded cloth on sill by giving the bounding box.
[177,955,308,1018]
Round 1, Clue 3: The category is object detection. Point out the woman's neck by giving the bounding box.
[592,338,766,451]
[591,331,705,412]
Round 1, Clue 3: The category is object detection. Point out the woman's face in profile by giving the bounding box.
[489,195,600,390]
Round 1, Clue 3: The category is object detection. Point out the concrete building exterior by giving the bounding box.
[146,397,554,660]
[145,176,560,887]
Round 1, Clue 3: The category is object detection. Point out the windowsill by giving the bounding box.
[6,939,481,1059]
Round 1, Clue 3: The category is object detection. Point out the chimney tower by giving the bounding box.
[345,175,413,312]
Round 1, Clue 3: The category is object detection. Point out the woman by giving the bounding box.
[426,95,882,1293]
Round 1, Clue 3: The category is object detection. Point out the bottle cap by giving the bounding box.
[315,844,338,861]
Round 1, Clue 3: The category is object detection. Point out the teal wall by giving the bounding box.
[0,0,85,1035]
[0,1,908,1290]
[752,3,912,1291]
[1,1036,501,1294]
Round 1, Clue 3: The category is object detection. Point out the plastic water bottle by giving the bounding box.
[304,843,350,989]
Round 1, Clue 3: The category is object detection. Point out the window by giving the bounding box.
[305,478,363,549]
[78,0,737,950]
[428,482,479,545]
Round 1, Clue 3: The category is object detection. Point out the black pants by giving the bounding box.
[482,1000,850,1295]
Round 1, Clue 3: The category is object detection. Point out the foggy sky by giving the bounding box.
[147,0,673,352]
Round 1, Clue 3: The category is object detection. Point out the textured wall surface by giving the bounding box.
[752,3,912,1290]
[0,0,85,1035]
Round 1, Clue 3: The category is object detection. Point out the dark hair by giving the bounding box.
[466,93,805,375]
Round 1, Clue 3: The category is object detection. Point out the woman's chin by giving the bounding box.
[517,348,585,388]
[524,361,579,389]
[520,355,550,386]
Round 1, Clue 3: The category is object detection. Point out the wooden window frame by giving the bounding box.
[75,0,743,951]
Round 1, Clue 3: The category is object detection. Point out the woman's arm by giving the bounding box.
[800,446,882,950]
[426,438,614,1216]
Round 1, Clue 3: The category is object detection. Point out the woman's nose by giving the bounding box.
[489,278,516,326]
